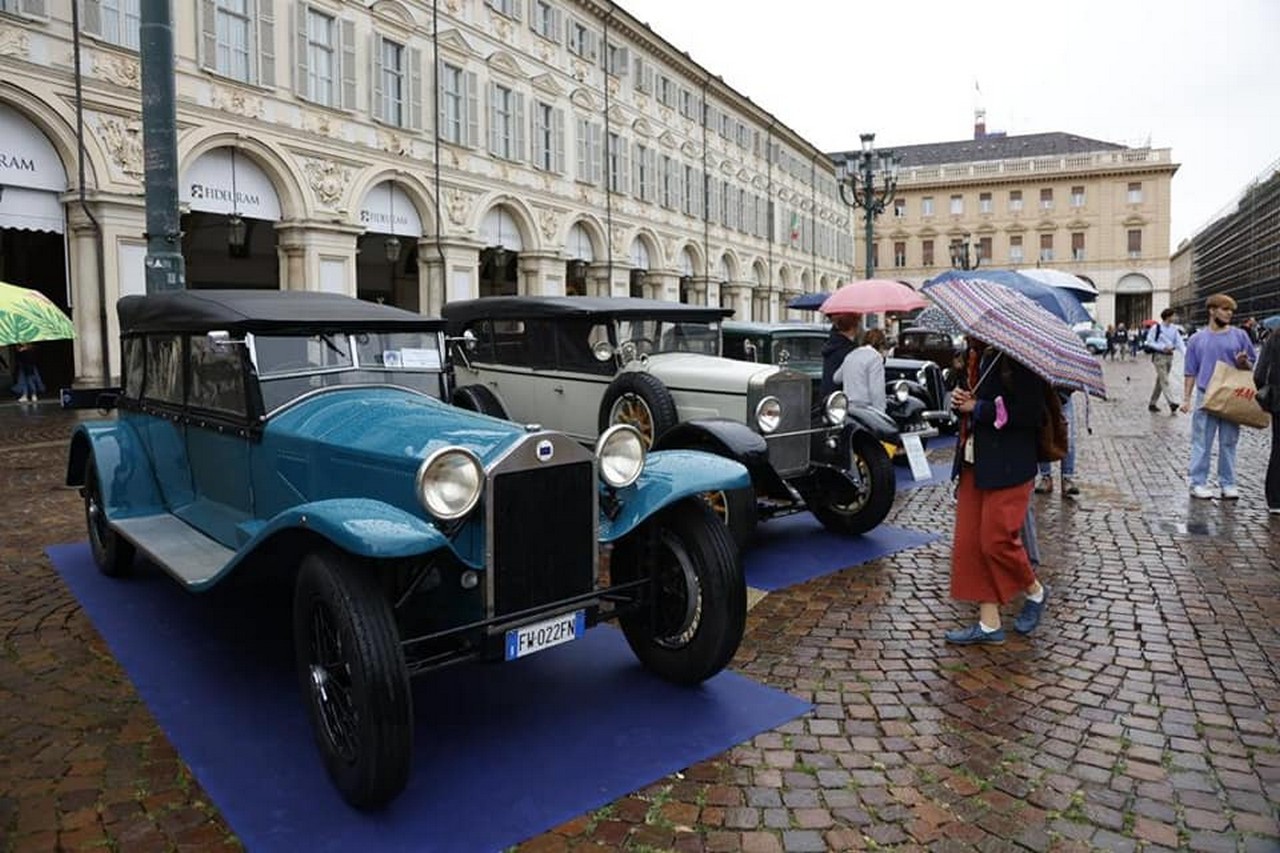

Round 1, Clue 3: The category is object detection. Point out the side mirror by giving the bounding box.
[742,340,758,362]
[207,330,246,348]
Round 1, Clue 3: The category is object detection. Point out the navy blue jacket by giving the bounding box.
[955,351,1047,490]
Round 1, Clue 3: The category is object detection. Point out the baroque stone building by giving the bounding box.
[833,123,1179,330]
[0,0,850,386]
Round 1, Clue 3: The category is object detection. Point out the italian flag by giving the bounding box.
[789,212,800,243]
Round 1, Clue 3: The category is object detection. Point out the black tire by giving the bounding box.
[83,454,135,577]
[293,550,412,811]
[598,372,679,448]
[451,384,508,419]
[809,432,896,535]
[699,485,758,553]
[611,498,745,685]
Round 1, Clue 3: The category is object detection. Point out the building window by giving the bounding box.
[950,194,963,215]
[681,165,698,216]
[488,83,525,161]
[604,42,629,77]
[607,132,629,194]
[373,36,410,127]
[1039,234,1054,262]
[1039,188,1053,210]
[1009,190,1023,212]
[532,101,564,173]
[893,198,906,218]
[633,145,651,201]
[921,196,934,217]
[871,243,880,269]
[1009,235,1023,264]
[530,0,560,41]
[1071,186,1085,207]
[484,0,520,17]
[566,18,597,60]
[659,155,674,209]
[979,192,992,214]
[1127,182,1143,203]
[93,0,141,50]
[575,118,603,185]
[1071,232,1085,261]
[893,241,906,268]
[679,88,699,120]
[303,7,337,106]
[978,236,992,261]
[922,239,934,267]
[438,63,477,146]
[214,0,253,82]
[1127,229,1142,258]
[657,75,676,108]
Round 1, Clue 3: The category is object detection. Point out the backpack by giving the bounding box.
[1142,324,1163,353]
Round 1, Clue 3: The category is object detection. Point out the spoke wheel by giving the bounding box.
[610,393,657,446]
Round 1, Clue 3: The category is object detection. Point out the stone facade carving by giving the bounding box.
[445,188,474,226]
[94,53,140,88]
[302,158,352,208]
[213,86,264,119]
[305,112,338,138]
[96,115,144,179]
[378,131,411,156]
[538,207,561,242]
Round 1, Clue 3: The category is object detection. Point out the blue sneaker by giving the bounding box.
[945,623,1005,645]
[1015,585,1049,635]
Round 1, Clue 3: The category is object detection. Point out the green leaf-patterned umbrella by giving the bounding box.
[0,281,75,346]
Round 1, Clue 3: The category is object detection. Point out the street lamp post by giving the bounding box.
[837,132,900,280]
[949,232,981,271]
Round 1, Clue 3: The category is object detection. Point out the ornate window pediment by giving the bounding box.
[1122,213,1148,227]
[530,73,564,97]
[569,87,600,111]
[370,0,416,31]
[632,117,654,137]
[658,131,679,149]
[1035,219,1057,231]
[486,50,526,79]
[680,141,699,158]
[1065,218,1090,230]
[436,28,479,60]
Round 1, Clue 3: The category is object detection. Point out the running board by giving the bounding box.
[113,515,234,588]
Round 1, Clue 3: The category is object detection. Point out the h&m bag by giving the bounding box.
[1202,361,1270,429]
[1036,386,1069,463]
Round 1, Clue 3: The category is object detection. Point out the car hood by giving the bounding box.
[632,352,782,389]
[265,387,529,466]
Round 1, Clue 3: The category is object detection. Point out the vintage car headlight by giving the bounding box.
[823,391,848,425]
[415,447,483,520]
[596,424,645,488]
[755,396,782,433]
[893,381,911,403]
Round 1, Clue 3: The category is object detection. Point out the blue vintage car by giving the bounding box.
[66,290,750,810]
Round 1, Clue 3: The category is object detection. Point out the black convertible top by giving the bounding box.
[442,296,732,329]
[117,289,445,335]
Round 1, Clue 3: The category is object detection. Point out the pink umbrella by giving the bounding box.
[818,279,927,315]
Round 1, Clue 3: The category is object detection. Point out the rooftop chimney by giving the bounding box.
[974,107,987,140]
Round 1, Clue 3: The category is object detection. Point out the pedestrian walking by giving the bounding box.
[1114,323,1129,361]
[1104,324,1117,361]
[11,343,45,403]
[945,338,1049,645]
[1034,390,1079,495]
[1145,307,1186,413]
[1128,328,1141,359]
[1182,293,1257,499]
[1253,317,1280,513]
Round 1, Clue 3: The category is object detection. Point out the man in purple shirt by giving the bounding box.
[1181,293,1257,499]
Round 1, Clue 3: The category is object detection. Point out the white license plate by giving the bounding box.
[504,610,586,661]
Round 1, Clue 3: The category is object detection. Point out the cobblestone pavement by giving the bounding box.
[2,358,1278,852]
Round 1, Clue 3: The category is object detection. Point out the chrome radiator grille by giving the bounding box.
[763,374,811,477]
[490,459,595,618]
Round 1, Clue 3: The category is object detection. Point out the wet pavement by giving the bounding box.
[2,358,1278,852]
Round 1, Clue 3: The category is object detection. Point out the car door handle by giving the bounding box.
[553,385,564,394]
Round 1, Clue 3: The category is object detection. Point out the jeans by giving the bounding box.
[1189,389,1240,488]
[1037,395,1076,478]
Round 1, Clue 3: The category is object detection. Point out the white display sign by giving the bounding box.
[902,433,932,482]
[479,208,524,251]
[0,104,67,192]
[358,182,422,238]
[181,148,282,220]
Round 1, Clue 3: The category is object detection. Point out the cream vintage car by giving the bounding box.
[442,296,900,549]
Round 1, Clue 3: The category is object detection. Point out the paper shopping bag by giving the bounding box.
[1201,361,1270,429]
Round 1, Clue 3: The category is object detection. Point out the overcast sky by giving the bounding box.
[619,0,1280,247]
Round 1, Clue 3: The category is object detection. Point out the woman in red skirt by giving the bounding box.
[946,339,1050,644]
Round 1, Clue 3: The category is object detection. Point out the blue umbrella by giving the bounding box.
[924,269,1092,326]
[787,291,829,311]
[1263,315,1280,331]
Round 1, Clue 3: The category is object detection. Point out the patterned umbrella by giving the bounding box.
[818,279,927,315]
[925,276,1106,399]
[925,269,1091,326]
[912,305,963,337]
[0,282,75,346]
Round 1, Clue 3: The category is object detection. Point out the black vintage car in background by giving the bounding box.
[722,321,956,440]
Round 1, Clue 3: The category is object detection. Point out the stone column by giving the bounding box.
[587,263,612,298]
[519,251,564,296]
[649,271,681,302]
[722,283,754,321]
[425,237,484,304]
[274,223,362,295]
[65,206,106,384]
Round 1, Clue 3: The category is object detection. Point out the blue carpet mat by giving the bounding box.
[895,460,954,489]
[47,543,810,853]
[743,519,938,592]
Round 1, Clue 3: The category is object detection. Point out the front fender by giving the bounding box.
[652,417,781,491]
[66,421,167,519]
[240,498,457,563]
[845,405,901,443]
[599,450,749,542]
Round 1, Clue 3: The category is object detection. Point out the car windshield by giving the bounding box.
[253,331,444,412]
[770,335,825,368]
[616,319,721,356]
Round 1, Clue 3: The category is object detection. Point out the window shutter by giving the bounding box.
[464,70,479,147]
[294,2,308,95]
[551,6,561,41]
[407,46,422,130]
[82,0,102,36]
[510,0,522,21]
[673,163,684,211]
[340,18,356,110]
[586,30,598,62]
[551,107,564,173]
[531,106,545,167]
[370,35,384,122]
[200,0,218,71]
[487,83,500,155]
[591,124,603,185]
[708,179,719,222]
[512,93,526,161]
[617,138,629,194]
[20,0,45,16]
[616,46,629,76]
[575,118,587,179]
[257,0,275,87]
[436,59,447,139]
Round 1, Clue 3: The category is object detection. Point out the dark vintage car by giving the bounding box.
[894,327,964,371]
[67,290,751,810]
[442,297,901,550]
[722,321,955,439]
